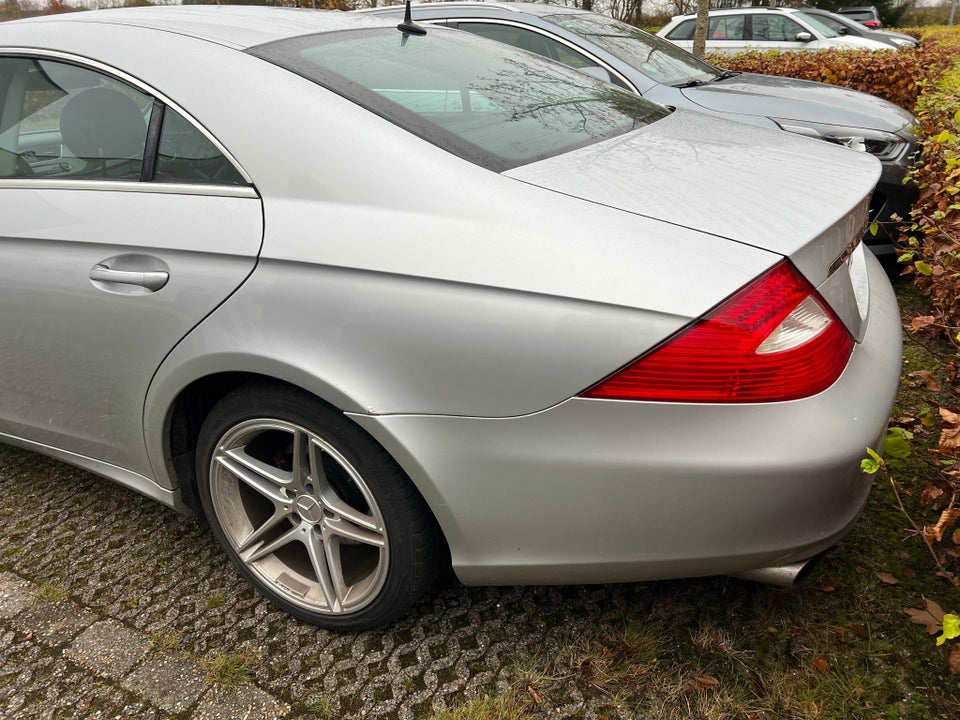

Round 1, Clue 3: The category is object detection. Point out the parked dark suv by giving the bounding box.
[837,6,883,28]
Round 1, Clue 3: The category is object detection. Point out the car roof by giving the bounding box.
[672,6,801,17]
[363,2,589,18]
[3,6,391,50]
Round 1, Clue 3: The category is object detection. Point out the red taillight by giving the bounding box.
[581,261,854,403]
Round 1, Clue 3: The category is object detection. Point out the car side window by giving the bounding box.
[457,22,594,69]
[752,16,805,41]
[0,56,247,187]
[155,107,246,186]
[664,19,695,40]
[708,16,746,40]
[0,57,150,180]
[456,22,631,90]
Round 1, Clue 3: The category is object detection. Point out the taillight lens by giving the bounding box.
[581,261,854,403]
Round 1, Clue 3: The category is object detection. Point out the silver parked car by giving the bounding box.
[362,2,918,255]
[0,6,901,631]
[801,7,918,48]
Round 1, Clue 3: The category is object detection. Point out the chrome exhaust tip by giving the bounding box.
[732,558,813,588]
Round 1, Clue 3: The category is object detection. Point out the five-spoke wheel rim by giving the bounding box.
[209,419,389,615]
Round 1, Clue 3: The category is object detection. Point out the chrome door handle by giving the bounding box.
[89,264,169,291]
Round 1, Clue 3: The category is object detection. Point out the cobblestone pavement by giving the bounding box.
[0,443,720,720]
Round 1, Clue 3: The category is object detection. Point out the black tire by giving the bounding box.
[196,381,444,631]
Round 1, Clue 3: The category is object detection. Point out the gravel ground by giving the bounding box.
[0,444,670,719]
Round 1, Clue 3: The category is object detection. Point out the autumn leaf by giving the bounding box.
[682,675,720,696]
[878,572,899,585]
[936,614,960,647]
[924,508,960,544]
[909,370,942,391]
[921,485,945,505]
[847,623,869,638]
[939,408,960,452]
[816,577,836,592]
[905,598,946,634]
[950,646,960,675]
[813,657,831,675]
[912,315,936,331]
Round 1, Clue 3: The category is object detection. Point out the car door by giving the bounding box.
[0,55,263,478]
[662,15,749,55]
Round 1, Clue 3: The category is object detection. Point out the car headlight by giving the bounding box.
[891,37,917,47]
[772,118,907,161]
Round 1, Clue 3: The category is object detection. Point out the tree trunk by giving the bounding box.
[692,0,709,59]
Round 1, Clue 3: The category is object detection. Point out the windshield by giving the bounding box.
[542,13,718,86]
[248,28,667,172]
[809,13,846,32]
[793,12,841,38]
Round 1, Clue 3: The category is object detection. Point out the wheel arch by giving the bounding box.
[144,360,443,547]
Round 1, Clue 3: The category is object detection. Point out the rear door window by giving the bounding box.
[0,56,248,187]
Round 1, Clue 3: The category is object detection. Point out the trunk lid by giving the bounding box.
[504,109,880,339]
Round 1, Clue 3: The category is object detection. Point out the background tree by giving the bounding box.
[692,0,709,57]
[0,0,21,21]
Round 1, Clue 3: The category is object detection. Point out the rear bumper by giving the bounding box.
[350,251,902,586]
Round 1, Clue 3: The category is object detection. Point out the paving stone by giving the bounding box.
[193,683,290,719]
[0,572,33,619]
[66,619,152,677]
[14,597,97,647]
[122,651,210,714]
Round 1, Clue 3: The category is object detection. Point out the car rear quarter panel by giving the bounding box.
[350,250,902,584]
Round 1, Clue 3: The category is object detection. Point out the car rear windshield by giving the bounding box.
[247,27,668,172]
[543,12,719,86]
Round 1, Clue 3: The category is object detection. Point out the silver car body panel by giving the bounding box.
[504,110,879,335]
[350,249,900,585]
[677,73,915,132]
[0,188,263,476]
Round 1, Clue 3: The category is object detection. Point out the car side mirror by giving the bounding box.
[795,32,813,42]
[578,66,614,84]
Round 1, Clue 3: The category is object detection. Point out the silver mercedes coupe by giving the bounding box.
[0,6,901,630]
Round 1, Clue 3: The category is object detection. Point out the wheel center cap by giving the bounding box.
[295,495,324,524]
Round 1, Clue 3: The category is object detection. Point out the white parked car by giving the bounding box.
[658,7,893,54]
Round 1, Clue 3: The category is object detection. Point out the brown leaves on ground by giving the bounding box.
[905,598,947,635]
[909,369,943,391]
[939,409,960,452]
[878,572,899,585]
[950,646,960,675]
[813,658,831,675]
[926,507,960,544]
[912,315,937,331]
[682,675,720,696]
